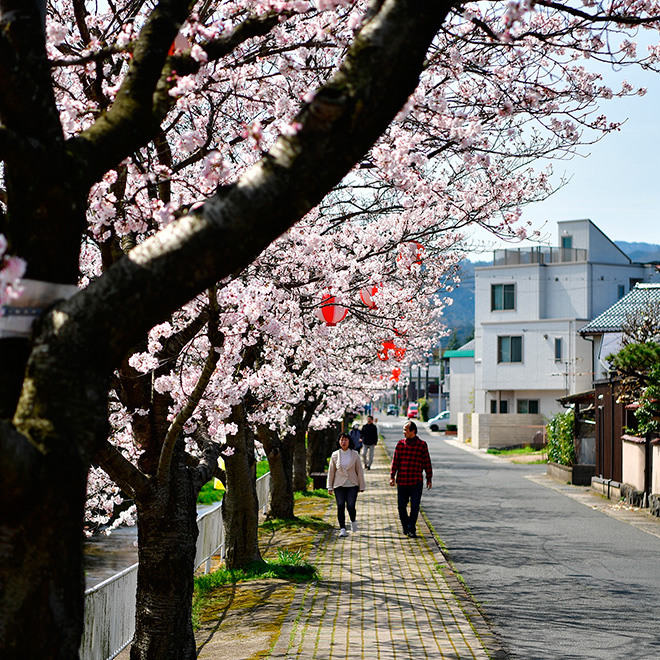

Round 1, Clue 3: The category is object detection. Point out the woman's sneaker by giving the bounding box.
[339,528,347,537]
[351,521,359,532]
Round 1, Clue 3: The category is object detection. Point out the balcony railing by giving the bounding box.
[492,246,587,266]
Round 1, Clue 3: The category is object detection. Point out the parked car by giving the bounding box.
[387,404,398,416]
[427,410,450,432]
[406,402,418,419]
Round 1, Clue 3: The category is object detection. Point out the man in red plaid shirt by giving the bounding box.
[389,420,433,538]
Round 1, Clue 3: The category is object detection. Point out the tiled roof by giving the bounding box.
[579,284,660,335]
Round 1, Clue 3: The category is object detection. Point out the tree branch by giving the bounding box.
[95,438,151,500]
[157,287,222,482]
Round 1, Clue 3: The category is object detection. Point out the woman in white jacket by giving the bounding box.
[327,432,366,537]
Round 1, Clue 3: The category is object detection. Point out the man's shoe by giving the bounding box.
[339,528,347,537]
[407,529,417,538]
[351,521,359,532]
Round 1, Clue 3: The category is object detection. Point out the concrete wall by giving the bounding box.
[471,413,545,450]
[447,356,474,424]
[653,443,660,495]
[622,436,646,492]
[457,412,472,444]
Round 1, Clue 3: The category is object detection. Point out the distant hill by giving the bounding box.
[438,241,660,348]
[437,259,489,349]
[615,241,660,263]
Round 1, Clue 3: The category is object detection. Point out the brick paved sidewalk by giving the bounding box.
[270,445,502,659]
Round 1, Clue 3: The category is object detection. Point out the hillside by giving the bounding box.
[615,241,660,263]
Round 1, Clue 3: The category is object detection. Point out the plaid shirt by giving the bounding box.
[390,436,433,486]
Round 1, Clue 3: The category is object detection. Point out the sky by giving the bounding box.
[466,54,660,260]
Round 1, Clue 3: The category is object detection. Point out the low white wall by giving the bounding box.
[457,412,472,444]
[471,413,545,450]
[622,436,646,492]
[653,443,660,495]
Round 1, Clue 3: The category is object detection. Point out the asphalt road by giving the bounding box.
[379,416,660,660]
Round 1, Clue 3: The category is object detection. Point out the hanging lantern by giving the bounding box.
[315,295,348,326]
[377,340,406,361]
[390,368,401,382]
[168,32,190,55]
[359,285,379,310]
[394,319,408,337]
[397,240,424,267]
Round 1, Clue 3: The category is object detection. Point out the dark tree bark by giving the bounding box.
[291,407,308,493]
[292,397,322,490]
[129,439,199,660]
[222,404,262,568]
[307,423,341,475]
[259,424,295,520]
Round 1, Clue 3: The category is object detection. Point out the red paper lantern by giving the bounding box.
[397,240,424,266]
[390,368,401,382]
[359,286,379,309]
[315,295,348,326]
[377,340,406,361]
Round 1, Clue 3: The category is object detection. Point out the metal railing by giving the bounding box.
[492,246,587,266]
[80,473,271,660]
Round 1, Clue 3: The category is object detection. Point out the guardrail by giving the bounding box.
[80,473,270,660]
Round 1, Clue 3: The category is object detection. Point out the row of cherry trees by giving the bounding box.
[2,1,660,659]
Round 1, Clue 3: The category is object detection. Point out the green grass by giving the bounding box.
[486,445,546,456]
[194,548,318,595]
[196,460,270,505]
[296,487,332,500]
[192,548,318,628]
[260,513,333,534]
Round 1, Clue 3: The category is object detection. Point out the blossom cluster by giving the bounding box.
[38,0,660,532]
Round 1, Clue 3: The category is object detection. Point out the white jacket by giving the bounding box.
[327,449,366,491]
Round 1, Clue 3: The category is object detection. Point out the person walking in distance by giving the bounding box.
[327,433,366,537]
[389,420,432,538]
[361,415,378,470]
[349,422,363,454]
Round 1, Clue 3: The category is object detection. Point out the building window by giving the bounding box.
[617,284,625,299]
[517,399,539,414]
[491,283,515,311]
[561,235,573,249]
[491,400,509,413]
[498,335,522,363]
[554,337,562,362]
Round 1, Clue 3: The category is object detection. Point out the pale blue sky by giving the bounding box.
[467,57,660,259]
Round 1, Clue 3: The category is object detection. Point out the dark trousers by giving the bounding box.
[334,485,359,528]
[397,482,423,532]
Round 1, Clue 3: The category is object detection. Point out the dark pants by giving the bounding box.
[334,485,359,528]
[397,482,423,533]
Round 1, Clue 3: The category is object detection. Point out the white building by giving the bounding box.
[472,219,658,421]
[442,340,475,425]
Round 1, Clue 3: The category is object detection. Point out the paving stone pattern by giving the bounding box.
[270,446,493,659]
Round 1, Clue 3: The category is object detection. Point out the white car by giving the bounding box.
[427,410,450,432]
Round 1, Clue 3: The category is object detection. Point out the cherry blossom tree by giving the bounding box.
[2,1,660,659]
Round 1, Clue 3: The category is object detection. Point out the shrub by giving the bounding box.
[418,397,429,422]
[546,409,575,466]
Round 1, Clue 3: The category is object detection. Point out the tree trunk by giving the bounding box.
[130,441,198,660]
[222,407,262,569]
[306,424,340,474]
[259,425,295,519]
[0,423,88,659]
[291,408,308,493]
